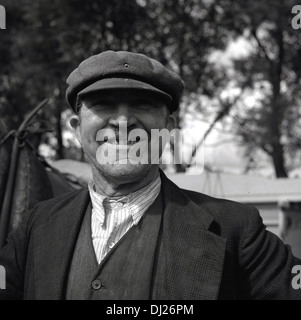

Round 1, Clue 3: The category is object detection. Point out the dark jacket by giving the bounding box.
[0,172,300,300]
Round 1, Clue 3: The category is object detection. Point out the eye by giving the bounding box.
[132,99,155,110]
[91,99,113,110]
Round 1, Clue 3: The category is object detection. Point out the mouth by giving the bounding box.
[103,136,142,146]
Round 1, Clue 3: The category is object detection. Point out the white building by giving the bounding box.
[168,171,301,258]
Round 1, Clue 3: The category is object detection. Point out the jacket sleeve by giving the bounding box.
[238,208,301,299]
[0,208,36,300]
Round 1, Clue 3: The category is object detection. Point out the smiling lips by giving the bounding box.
[102,136,142,145]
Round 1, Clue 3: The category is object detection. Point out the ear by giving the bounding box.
[166,114,177,131]
[69,115,82,144]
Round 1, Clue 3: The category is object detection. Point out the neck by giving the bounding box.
[91,166,160,197]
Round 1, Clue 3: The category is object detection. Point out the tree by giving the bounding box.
[217,0,301,177]
[1,0,300,177]
[1,0,152,158]
[1,0,232,162]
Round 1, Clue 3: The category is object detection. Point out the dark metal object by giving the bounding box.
[0,99,49,249]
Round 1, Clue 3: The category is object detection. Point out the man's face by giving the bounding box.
[70,89,175,184]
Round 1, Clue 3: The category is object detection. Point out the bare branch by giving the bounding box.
[251,27,274,68]
[205,139,240,148]
[185,87,247,168]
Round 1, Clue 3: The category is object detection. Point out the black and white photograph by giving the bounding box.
[0,0,301,304]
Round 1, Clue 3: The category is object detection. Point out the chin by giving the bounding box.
[99,162,152,182]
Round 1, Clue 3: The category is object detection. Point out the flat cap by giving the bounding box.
[66,50,184,113]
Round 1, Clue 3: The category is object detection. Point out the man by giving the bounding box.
[0,50,300,300]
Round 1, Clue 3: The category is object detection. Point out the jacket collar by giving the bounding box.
[159,171,227,300]
[33,188,90,299]
[33,171,226,300]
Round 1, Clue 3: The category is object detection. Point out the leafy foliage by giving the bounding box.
[0,0,300,176]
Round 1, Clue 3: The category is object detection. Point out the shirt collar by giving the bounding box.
[88,173,161,226]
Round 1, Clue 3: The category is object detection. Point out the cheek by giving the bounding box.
[156,108,169,126]
[155,118,169,131]
[80,115,107,144]
[140,110,169,130]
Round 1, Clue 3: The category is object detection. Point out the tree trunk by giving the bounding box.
[271,143,287,178]
[270,84,287,178]
[269,14,287,178]
[55,106,64,159]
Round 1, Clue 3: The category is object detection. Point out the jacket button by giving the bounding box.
[91,279,102,290]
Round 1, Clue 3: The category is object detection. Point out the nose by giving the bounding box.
[109,103,137,129]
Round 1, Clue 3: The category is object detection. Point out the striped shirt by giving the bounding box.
[88,174,161,264]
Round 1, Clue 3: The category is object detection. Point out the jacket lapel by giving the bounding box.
[32,172,226,300]
[160,173,226,300]
[33,188,90,299]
